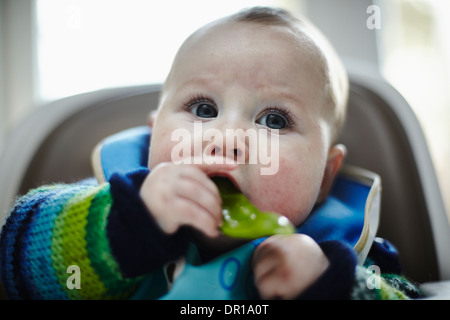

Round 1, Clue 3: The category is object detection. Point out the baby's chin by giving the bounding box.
[190,229,249,257]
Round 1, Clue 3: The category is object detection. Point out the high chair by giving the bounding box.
[0,67,449,298]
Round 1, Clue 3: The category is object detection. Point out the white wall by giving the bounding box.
[0,1,5,152]
[301,0,381,71]
[0,0,38,153]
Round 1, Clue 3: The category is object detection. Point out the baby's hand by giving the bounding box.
[140,162,227,238]
[252,234,329,299]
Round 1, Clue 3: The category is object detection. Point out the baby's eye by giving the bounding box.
[192,103,218,118]
[256,108,292,130]
[185,96,218,119]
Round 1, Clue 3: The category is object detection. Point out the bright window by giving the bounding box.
[36,0,295,101]
[380,0,450,217]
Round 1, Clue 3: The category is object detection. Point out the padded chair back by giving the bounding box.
[0,84,161,223]
[0,71,449,283]
[340,70,449,282]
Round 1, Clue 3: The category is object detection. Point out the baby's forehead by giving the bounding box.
[170,19,329,90]
[187,19,325,60]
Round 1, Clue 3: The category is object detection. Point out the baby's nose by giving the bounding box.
[204,130,249,164]
[209,146,242,162]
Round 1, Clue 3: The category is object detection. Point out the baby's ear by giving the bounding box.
[317,144,347,203]
[148,110,158,128]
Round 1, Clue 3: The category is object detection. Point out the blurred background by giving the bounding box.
[0,0,449,220]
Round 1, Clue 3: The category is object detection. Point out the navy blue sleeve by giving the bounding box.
[297,240,357,300]
[106,169,191,278]
[365,238,402,274]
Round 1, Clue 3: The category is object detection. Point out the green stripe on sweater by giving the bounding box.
[51,185,107,299]
[85,184,142,299]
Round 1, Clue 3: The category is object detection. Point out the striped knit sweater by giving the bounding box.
[0,180,146,300]
[0,169,422,300]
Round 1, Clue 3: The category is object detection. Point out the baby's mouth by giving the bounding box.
[210,176,241,195]
[211,175,295,239]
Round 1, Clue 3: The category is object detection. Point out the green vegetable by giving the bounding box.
[213,177,295,239]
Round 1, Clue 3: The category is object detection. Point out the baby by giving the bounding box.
[0,7,422,300]
[141,6,348,299]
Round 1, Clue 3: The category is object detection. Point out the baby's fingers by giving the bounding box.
[173,197,221,238]
[175,177,223,224]
[252,242,281,289]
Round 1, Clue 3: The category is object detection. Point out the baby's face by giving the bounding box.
[149,21,335,227]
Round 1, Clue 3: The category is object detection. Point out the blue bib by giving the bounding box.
[92,126,381,300]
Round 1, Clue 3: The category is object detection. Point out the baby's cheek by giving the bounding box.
[150,135,177,168]
[252,160,315,226]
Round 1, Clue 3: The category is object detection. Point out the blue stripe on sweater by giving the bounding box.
[21,185,90,299]
[1,188,59,299]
